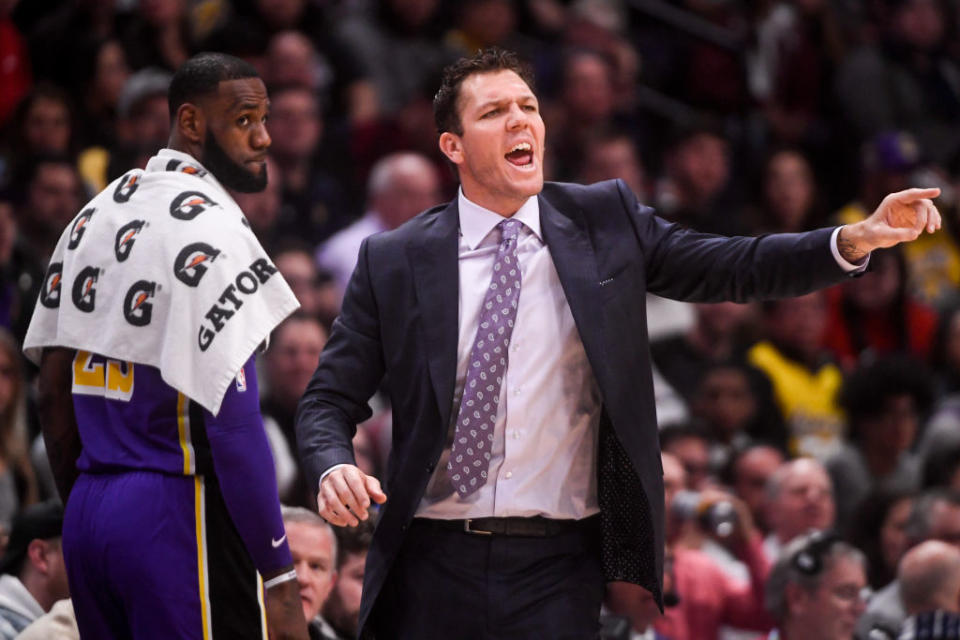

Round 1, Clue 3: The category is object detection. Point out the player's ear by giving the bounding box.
[439,132,464,167]
[177,103,205,145]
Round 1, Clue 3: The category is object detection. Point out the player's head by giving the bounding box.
[168,53,270,193]
[434,48,544,215]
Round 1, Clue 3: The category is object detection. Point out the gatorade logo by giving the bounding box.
[67,208,95,250]
[72,266,100,312]
[173,242,221,287]
[165,159,208,178]
[113,172,140,203]
[179,164,207,178]
[170,191,217,221]
[114,220,146,262]
[123,280,157,326]
[39,262,63,309]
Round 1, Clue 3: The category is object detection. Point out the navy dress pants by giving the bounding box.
[369,516,604,639]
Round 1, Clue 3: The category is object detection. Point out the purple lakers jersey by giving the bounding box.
[71,350,249,476]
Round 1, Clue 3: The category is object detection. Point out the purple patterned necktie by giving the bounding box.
[448,218,524,497]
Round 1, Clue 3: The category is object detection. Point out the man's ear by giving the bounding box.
[26,539,49,574]
[177,103,205,145]
[439,132,464,167]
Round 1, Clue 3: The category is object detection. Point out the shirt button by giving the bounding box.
[513,431,520,440]
[505,471,513,479]
[513,387,522,396]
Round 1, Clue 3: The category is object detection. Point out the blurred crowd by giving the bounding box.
[2,0,960,638]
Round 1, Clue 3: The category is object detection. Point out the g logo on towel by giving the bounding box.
[72,266,100,312]
[174,242,221,287]
[170,191,218,221]
[113,172,140,203]
[115,220,146,262]
[39,262,63,309]
[123,280,157,326]
[164,159,208,178]
[68,208,95,250]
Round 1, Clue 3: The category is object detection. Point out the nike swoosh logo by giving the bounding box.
[271,535,286,548]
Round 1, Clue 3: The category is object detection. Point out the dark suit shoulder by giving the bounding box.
[363,201,454,251]
[541,179,653,222]
[541,178,622,204]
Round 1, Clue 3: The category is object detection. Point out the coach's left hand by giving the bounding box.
[837,187,942,263]
[265,574,309,640]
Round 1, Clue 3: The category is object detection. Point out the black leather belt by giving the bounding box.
[413,516,586,537]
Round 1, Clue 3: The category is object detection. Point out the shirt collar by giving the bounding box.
[457,188,542,250]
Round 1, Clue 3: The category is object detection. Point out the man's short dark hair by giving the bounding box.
[334,518,374,569]
[12,153,79,206]
[168,52,260,120]
[0,501,64,577]
[433,47,535,136]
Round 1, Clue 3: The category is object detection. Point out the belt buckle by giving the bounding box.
[463,519,494,536]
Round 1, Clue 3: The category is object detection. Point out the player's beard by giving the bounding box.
[202,131,268,193]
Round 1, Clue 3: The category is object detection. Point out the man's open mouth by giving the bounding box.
[505,142,534,168]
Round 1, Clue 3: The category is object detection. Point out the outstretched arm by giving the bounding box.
[37,348,81,503]
[837,187,942,262]
[620,181,942,303]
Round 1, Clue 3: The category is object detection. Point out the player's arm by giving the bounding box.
[37,347,81,502]
[203,357,306,639]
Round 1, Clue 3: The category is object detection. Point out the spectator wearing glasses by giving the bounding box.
[763,531,869,640]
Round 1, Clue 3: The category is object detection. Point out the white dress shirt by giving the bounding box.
[415,191,602,520]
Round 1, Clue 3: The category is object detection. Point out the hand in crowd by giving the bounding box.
[696,487,758,549]
[839,187,942,263]
[264,574,309,640]
[318,464,387,527]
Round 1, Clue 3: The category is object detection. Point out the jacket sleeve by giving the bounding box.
[616,180,850,303]
[296,236,386,491]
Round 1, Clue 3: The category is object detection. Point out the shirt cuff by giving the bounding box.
[319,463,350,488]
[831,226,870,273]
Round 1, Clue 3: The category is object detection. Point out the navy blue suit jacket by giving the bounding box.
[296,179,851,636]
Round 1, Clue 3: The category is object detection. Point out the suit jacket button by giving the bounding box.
[426,464,435,473]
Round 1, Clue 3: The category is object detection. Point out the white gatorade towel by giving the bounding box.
[24,148,300,415]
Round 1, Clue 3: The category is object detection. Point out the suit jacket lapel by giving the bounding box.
[408,201,460,430]
[538,194,605,379]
